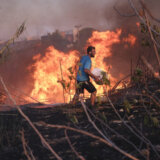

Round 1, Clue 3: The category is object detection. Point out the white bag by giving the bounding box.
[91,68,108,85]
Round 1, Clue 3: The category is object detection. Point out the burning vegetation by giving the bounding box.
[27,28,136,104]
[0,1,160,160]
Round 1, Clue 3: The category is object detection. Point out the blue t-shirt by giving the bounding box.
[77,55,91,81]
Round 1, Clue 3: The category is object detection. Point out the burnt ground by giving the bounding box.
[0,79,160,160]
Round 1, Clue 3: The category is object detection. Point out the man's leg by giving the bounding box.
[84,81,97,106]
[91,90,97,106]
[71,93,79,105]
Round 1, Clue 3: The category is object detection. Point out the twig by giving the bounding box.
[145,89,160,106]
[0,76,62,160]
[128,0,160,49]
[128,0,160,37]
[107,96,160,158]
[26,146,36,160]
[35,121,139,160]
[144,11,160,71]
[110,74,131,93]
[20,129,32,160]
[140,94,152,119]
[86,106,145,158]
[113,4,136,17]
[80,98,111,141]
[0,22,26,56]
[60,60,65,103]
[141,56,160,80]
[139,0,160,23]
[7,84,41,103]
[144,93,160,108]
[64,129,85,160]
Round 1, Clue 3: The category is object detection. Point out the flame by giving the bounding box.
[123,34,136,47]
[86,29,122,96]
[29,29,136,103]
[87,29,122,68]
[29,46,79,103]
[136,22,140,28]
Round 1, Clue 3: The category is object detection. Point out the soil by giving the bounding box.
[0,79,160,160]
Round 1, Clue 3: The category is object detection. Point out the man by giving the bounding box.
[72,46,100,106]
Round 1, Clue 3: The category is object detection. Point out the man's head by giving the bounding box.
[87,46,96,58]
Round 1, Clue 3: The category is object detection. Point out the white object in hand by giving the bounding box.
[91,68,108,84]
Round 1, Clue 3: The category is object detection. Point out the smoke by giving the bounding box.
[0,0,115,40]
[0,0,159,40]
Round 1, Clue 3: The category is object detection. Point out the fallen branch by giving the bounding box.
[35,121,139,160]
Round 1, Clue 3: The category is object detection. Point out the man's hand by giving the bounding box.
[94,75,100,83]
[84,69,101,83]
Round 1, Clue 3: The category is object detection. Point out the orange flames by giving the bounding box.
[86,29,122,96]
[29,46,79,103]
[29,29,136,103]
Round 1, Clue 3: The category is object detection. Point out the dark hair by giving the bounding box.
[87,46,95,54]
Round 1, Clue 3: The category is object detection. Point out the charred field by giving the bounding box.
[0,78,160,160]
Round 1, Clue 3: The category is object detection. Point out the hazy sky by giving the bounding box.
[0,0,159,40]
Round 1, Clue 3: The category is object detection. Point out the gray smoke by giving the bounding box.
[0,0,114,40]
[0,0,159,40]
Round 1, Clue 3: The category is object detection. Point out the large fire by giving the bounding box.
[29,47,79,103]
[28,29,136,103]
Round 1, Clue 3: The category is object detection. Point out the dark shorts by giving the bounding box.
[76,80,96,94]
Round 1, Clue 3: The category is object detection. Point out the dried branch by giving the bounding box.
[143,93,160,108]
[79,98,139,160]
[20,129,32,160]
[35,121,139,160]
[0,76,62,160]
[6,83,41,103]
[26,146,36,160]
[127,117,160,157]
[113,5,136,17]
[128,0,160,49]
[59,60,65,103]
[107,96,160,158]
[80,98,111,141]
[86,106,145,158]
[110,74,131,93]
[128,0,160,37]
[139,0,160,23]
[145,89,160,107]
[0,22,26,57]
[144,11,160,70]
[141,56,160,80]
[64,129,85,160]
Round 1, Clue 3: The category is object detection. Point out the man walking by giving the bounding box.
[72,46,100,106]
